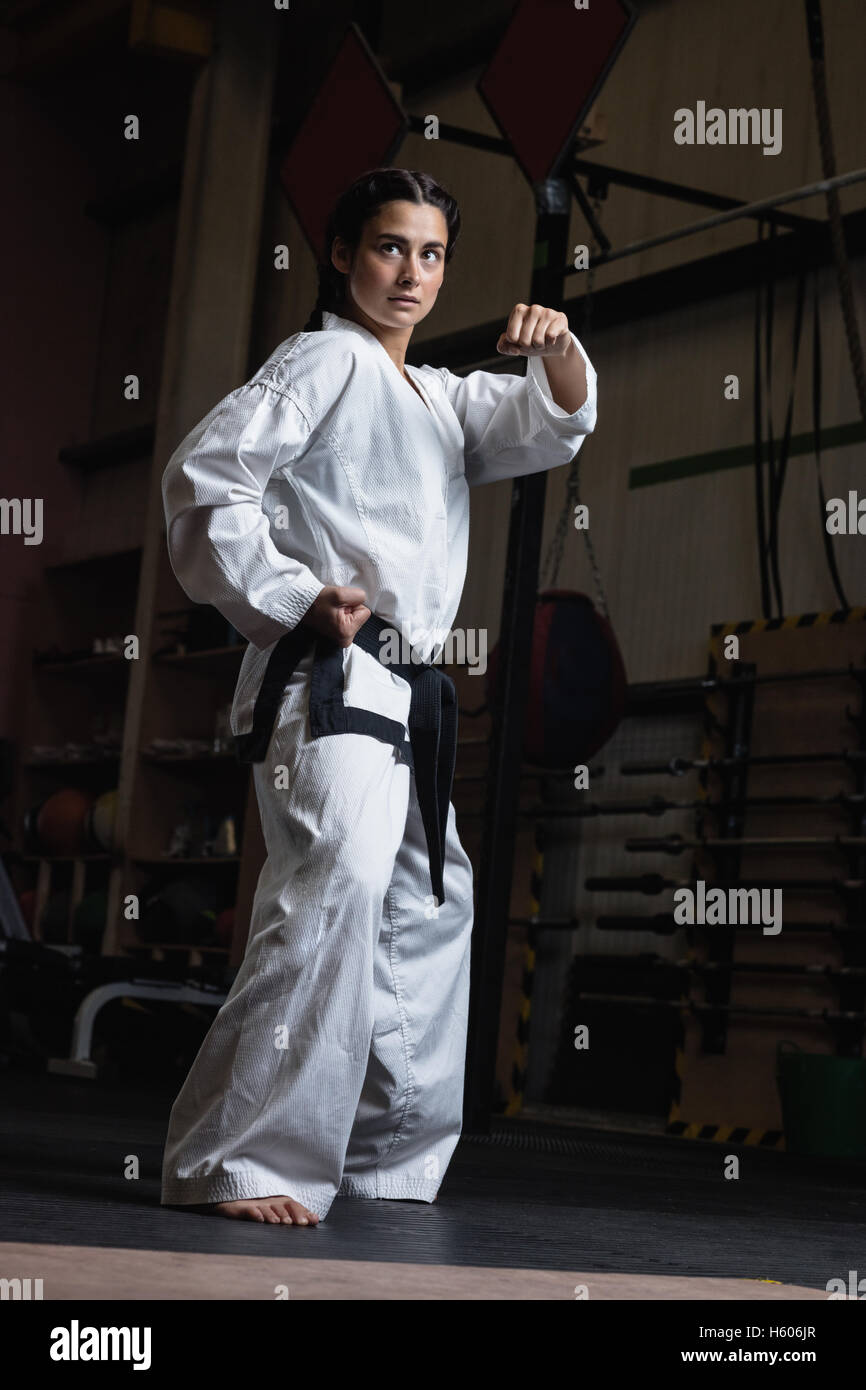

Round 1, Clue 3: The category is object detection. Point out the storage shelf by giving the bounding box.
[131,856,241,866]
[34,654,129,674]
[23,756,121,767]
[140,751,240,765]
[44,547,141,576]
[152,644,246,674]
[58,424,155,474]
[20,853,114,863]
[10,75,263,966]
[84,163,182,227]
[125,942,230,954]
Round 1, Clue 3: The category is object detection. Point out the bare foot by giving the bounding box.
[214,1196,320,1226]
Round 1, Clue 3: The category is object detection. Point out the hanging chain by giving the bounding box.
[542,192,609,618]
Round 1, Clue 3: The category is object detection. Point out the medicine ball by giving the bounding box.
[486,589,627,767]
[73,890,109,954]
[137,875,226,945]
[87,790,117,852]
[32,789,94,856]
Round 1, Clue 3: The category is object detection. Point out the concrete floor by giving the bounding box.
[2,1068,865,1300]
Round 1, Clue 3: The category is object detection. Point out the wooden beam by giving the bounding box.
[107,0,279,952]
[128,0,213,61]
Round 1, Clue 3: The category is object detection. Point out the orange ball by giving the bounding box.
[36,788,95,855]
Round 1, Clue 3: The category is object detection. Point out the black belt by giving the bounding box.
[233,614,458,904]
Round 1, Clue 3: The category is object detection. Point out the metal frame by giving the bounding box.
[398,44,866,1134]
[583,168,866,269]
[458,178,866,1132]
[48,979,227,1079]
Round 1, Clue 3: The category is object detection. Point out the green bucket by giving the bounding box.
[776,1041,866,1158]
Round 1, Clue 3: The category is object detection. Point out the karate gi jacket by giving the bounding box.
[161,309,598,739]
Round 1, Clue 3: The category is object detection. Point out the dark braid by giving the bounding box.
[302,167,461,332]
[301,260,343,333]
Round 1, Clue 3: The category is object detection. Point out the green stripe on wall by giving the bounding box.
[628,419,866,490]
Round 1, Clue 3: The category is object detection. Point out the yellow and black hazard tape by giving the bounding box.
[504,827,544,1116]
[665,1121,785,1147]
[710,605,866,640]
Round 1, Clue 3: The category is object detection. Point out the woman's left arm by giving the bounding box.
[431,302,597,487]
[497,303,588,414]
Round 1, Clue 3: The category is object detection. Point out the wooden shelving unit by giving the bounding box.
[7,67,269,976]
[13,536,256,969]
[3,7,304,997]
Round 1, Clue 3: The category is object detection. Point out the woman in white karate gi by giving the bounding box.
[160,167,597,1225]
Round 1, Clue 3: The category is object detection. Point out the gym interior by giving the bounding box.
[2,0,866,1330]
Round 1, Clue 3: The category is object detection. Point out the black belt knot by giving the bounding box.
[233,613,458,904]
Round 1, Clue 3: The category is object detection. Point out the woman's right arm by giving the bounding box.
[161,379,326,650]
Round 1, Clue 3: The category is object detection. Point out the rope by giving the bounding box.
[766,264,809,617]
[804,0,866,422]
[542,190,609,618]
[812,268,850,607]
[753,220,772,619]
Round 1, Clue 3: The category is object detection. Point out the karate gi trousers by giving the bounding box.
[160,642,474,1220]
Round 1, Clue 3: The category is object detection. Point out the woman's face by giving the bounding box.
[331,200,448,331]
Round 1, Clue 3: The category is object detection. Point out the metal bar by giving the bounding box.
[570,155,822,231]
[689,959,866,977]
[688,791,866,810]
[584,873,864,892]
[626,835,866,853]
[406,114,511,157]
[570,993,866,1022]
[631,663,866,697]
[592,915,862,934]
[506,914,865,933]
[623,750,866,775]
[459,792,865,821]
[463,178,570,1134]
[551,951,866,977]
[580,168,866,270]
[454,766,602,783]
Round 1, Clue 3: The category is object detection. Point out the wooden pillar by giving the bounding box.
[106,0,279,951]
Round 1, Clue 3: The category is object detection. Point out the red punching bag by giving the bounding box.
[486,589,627,767]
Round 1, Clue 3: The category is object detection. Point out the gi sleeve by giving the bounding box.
[434,329,597,488]
[161,380,325,650]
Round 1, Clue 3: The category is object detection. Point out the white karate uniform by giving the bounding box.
[159,309,597,1218]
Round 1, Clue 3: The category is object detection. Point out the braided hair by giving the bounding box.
[302,167,461,332]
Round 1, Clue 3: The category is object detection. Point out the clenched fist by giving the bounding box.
[302,585,370,647]
[496,303,572,357]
